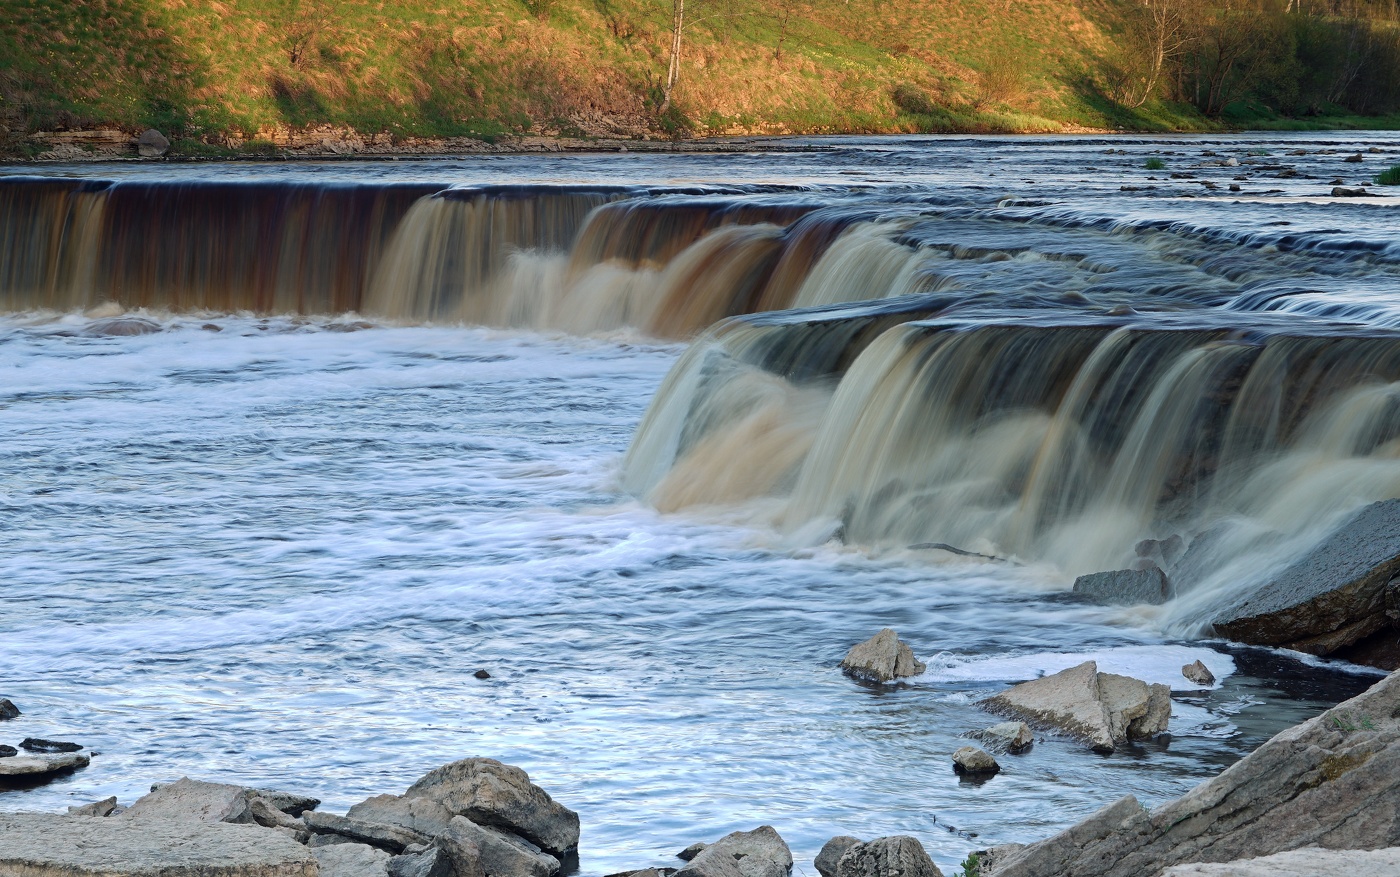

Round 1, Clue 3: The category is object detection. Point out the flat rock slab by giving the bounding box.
[1160,846,1400,876]
[980,662,1168,753]
[0,752,89,778]
[0,811,316,876]
[1212,499,1400,654]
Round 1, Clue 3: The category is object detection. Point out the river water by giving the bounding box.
[1,134,1396,874]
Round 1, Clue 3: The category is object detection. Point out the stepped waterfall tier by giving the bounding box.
[3,136,1400,875]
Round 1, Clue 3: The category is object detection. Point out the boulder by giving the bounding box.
[304,811,433,854]
[1182,660,1215,686]
[405,759,579,856]
[0,745,16,758]
[1072,568,1170,606]
[0,810,316,876]
[834,836,942,877]
[315,843,393,877]
[979,662,1170,753]
[390,846,455,877]
[348,794,456,837]
[1211,499,1400,664]
[439,816,560,877]
[1160,846,1400,876]
[86,317,163,336]
[952,746,1000,775]
[138,128,171,157]
[0,697,18,719]
[0,751,90,781]
[840,629,927,682]
[1332,186,1371,197]
[678,827,792,877]
[1136,536,1185,569]
[814,837,861,877]
[984,668,1400,877]
[68,796,120,817]
[20,738,83,753]
[971,722,1034,753]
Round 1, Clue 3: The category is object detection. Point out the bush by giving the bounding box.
[1145,156,1165,170]
[1376,165,1400,186]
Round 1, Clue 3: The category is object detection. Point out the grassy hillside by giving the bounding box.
[1,0,1397,156]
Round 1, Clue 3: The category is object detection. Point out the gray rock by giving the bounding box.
[678,843,709,861]
[815,837,861,877]
[1182,660,1215,686]
[405,759,579,856]
[1211,499,1400,658]
[0,751,90,779]
[315,843,393,877]
[439,816,559,877]
[987,667,1400,877]
[304,811,433,854]
[349,794,455,838]
[834,836,942,877]
[678,827,791,877]
[0,697,18,719]
[1135,535,1185,568]
[138,128,171,157]
[0,745,15,758]
[250,796,305,831]
[952,746,1000,775]
[68,796,119,817]
[390,847,455,877]
[979,661,1169,752]
[840,629,927,682]
[972,721,1034,753]
[435,823,487,877]
[1072,568,1170,606]
[86,317,163,336]
[20,738,83,753]
[122,778,258,824]
[1344,153,1365,163]
[310,834,358,848]
[1160,846,1400,876]
[0,810,316,876]
[1333,186,1371,197]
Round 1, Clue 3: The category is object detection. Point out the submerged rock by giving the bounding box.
[979,661,1170,752]
[20,738,83,753]
[85,317,163,336]
[0,745,15,758]
[1182,660,1215,686]
[971,721,1034,753]
[840,629,926,682]
[405,758,579,857]
[834,836,942,877]
[1211,499,1400,667]
[0,698,19,719]
[1332,186,1371,197]
[984,667,1400,877]
[814,837,861,877]
[952,746,1000,775]
[0,810,316,876]
[1072,567,1170,606]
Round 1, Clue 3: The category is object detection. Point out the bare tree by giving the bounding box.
[663,0,685,109]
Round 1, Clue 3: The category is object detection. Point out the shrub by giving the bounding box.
[1145,157,1165,170]
[1376,165,1400,186]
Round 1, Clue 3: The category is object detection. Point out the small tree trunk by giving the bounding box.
[662,0,685,110]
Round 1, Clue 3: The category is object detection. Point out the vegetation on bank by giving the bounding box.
[3,0,1400,156]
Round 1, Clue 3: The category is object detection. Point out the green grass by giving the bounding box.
[1144,157,1165,170]
[1376,165,1400,185]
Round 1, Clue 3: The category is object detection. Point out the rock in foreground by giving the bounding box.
[1210,499,1400,668]
[406,758,580,857]
[0,811,316,876]
[1161,846,1400,876]
[834,836,942,877]
[676,826,792,877]
[980,661,1169,752]
[983,668,1400,877]
[840,629,926,682]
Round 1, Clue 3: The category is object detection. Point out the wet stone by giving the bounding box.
[0,745,16,758]
[21,738,83,753]
[952,746,1000,775]
[0,698,19,720]
[1182,660,1216,686]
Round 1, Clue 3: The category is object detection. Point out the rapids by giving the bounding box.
[1,134,1397,873]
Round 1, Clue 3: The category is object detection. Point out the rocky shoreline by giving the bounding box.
[4,650,1397,877]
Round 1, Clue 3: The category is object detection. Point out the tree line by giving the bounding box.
[1109,0,1400,117]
